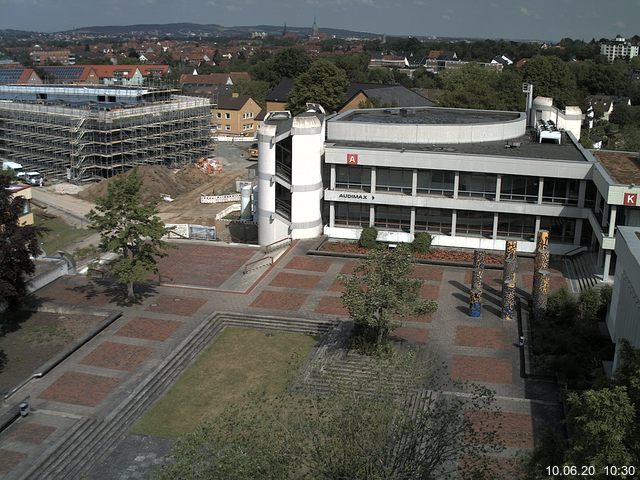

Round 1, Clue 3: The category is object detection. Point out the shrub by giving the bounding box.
[359,227,378,249]
[412,232,432,253]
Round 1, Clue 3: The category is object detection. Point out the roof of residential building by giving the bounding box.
[265,77,295,102]
[217,94,253,110]
[0,67,38,84]
[592,150,640,184]
[344,83,434,109]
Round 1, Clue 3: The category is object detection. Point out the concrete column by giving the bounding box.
[537,177,544,204]
[412,169,418,196]
[495,174,502,202]
[534,216,541,240]
[597,246,604,270]
[594,191,601,213]
[370,167,376,194]
[574,218,583,245]
[451,210,457,236]
[410,207,416,235]
[608,205,617,237]
[492,212,499,240]
[453,171,460,199]
[603,250,612,281]
[329,201,335,227]
[578,180,586,208]
[369,204,375,227]
[602,202,609,228]
[330,164,336,189]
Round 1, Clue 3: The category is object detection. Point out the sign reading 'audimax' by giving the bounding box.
[337,192,375,201]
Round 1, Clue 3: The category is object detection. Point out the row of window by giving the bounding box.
[216,112,256,120]
[215,123,254,131]
[334,166,583,206]
[333,203,576,243]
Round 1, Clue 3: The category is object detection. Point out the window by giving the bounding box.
[275,183,291,220]
[376,167,413,194]
[417,170,454,196]
[415,208,451,234]
[542,178,579,206]
[225,125,231,131]
[374,205,411,232]
[458,173,497,199]
[500,175,539,203]
[335,166,371,191]
[216,113,222,119]
[225,113,230,119]
[456,210,494,237]
[540,216,576,244]
[335,202,370,227]
[496,213,536,240]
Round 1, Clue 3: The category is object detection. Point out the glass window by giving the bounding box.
[374,205,411,232]
[458,173,496,199]
[335,166,371,191]
[415,208,451,234]
[456,210,494,237]
[500,175,539,203]
[225,113,231,119]
[542,178,579,206]
[540,216,576,244]
[496,213,536,240]
[417,170,455,197]
[376,167,413,194]
[335,202,370,227]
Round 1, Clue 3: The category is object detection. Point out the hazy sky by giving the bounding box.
[1,0,639,41]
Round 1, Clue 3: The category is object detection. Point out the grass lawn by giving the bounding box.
[35,211,94,255]
[132,327,316,438]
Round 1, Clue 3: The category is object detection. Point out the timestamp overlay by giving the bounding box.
[545,465,637,477]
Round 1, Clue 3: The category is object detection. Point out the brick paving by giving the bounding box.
[413,265,444,282]
[0,450,26,474]
[36,275,112,306]
[454,326,511,349]
[340,260,357,274]
[467,411,535,448]
[421,284,439,299]
[327,278,346,293]
[521,273,568,292]
[250,290,308,311]
[314,296,349,316]
[115,317,182,342]
[450,355,513,384]
[390,326,429,344]
[285,256,332,272]
[39,371,121,407]
[6,422,56,445]
[463,269,505,288]
[81,342,155,372]
[145,295,207,317]
[270,272,322,290]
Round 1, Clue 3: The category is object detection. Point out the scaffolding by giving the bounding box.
[0,94,212,182]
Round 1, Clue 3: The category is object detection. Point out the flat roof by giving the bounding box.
[592,150,640,184]
[335,107,522,125]
[329,131,586,162]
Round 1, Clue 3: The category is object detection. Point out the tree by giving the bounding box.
[155,352,504,480]
[287,59,349,115]
[232,79,271,108]
[273,47,311,79]
[340,246,438,351]
[88,169,170,301]
[0,173,43,311]
[522,56,578,107]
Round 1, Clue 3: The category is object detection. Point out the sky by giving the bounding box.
[1,0,639,41]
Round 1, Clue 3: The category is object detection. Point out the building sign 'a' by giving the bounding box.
[624,192,638,206]
[346,153,358,165]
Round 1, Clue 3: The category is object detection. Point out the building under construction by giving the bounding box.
[0,85,212,182]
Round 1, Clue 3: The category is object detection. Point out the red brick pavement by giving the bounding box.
[36,275,111,306]
[391,327,429,344]
[156,244,256,288]
[80,342,155,372]
[521,273,568,292]
[467,411,535,448]
[285,256,332,272]
[115,317,181,342]
[340,260,358,274]
[458,455,523,479]
[0,449,26,474]
[450,355,512,384]
[400,312,434,323]
[270,272,322,290]
[145,295,207,317]
[421,284,439,300]
[454,326,511,349]
[39,372,120,407]
[328,278,346,293]
[314,296,348,316]
[413,265,444,282]
[250,290,308,311]
[6,422,56,445]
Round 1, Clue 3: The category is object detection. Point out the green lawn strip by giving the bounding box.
[132,327,316,438]
[35,211,94,254]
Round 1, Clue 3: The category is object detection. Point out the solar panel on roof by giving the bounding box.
[40,66,85,82]
[0,69,24,84]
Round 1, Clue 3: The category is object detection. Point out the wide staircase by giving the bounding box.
[564,248,599,293]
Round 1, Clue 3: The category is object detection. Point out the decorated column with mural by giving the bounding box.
[469,249,485,317]
[502,240,518,320]
[532,230,550,321]
[502,280,517,321]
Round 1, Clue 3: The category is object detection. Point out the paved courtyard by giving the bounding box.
[0,240,567,479]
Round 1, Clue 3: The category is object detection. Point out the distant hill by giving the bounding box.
[64,22,379,39]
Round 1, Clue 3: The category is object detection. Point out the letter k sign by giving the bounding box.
[347,153,358,165]
[624,192,637,206]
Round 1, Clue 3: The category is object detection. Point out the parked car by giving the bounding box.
[18,171,44,186]
[248,143,259,159]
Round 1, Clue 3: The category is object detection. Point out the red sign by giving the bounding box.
[346,153,358,165]
[624,192,638,206]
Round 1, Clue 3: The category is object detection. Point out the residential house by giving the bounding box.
[490,55,513,67]
[369,53,409,69]
[180,72,251,99]
[29,48,75,65]
[215,93,261,136]
[0,66,42,85]
[38,65,170,86]
[7,183,34,226]
[600,36,639,62]
[587,95,632,122]
[265,77,295,112]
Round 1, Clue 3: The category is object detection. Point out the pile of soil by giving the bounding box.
[78,165,212,204]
